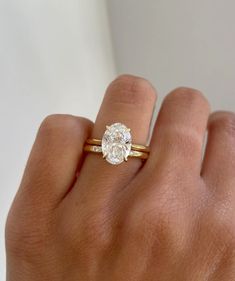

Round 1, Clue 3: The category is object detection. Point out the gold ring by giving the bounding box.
[86,138,150,153]
[83,122,150,165]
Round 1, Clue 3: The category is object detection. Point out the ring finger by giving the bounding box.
[68,75,157,205]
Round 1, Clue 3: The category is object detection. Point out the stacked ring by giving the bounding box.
[84,123,150,165]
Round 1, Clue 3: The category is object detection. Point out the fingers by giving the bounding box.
[70,75,157,201]
[148,87,210,176]
[18,115,93,206]
[201,111,235,196]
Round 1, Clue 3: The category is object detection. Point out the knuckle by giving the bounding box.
[5,211,51,259]
[166,87,209,110]
[170,127,203,155]
[204,204,235,254]
[123,208,158,245]
[40,114,65,130]
[61,211,113,252]
[39,114,88,138]
[106,74,156,106]
[40,114,76,132]
[81,218,111,249]
[209,111,235,136]
[123,197,187,249]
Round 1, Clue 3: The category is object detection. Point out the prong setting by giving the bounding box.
[101,123,132,165]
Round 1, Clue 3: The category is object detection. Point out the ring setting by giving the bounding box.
[84,123,149,165]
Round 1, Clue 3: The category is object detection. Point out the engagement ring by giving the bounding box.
[84,123,150,165]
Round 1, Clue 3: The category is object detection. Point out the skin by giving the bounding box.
[5,74,235,280]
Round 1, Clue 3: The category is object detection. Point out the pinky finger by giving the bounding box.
[201,111,235,195]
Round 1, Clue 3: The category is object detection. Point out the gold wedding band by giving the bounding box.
[83,123,150,165]
[85,139,150,153]
[84,144,149,160]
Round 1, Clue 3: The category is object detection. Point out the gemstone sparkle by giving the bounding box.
[101,123,132,165]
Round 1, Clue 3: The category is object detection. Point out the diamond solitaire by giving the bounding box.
[84,123,150,164]
[101,123,132,165]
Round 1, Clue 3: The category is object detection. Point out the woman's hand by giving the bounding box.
[5,75,235,280]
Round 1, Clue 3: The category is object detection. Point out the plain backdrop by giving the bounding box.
[1,0,235,278]
[0,0,115,277]
[107,0,235,115]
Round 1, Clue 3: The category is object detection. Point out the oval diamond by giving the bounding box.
[101,123,132,165]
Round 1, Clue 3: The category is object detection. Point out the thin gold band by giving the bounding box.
[86,138,150,153]
[84,144,149,160]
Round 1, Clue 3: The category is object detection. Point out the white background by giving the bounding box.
[0,0,115,277]
[108,0,235,113]
[1,0,235,278]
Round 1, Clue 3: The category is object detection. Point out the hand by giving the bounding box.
[5,75,235,280]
